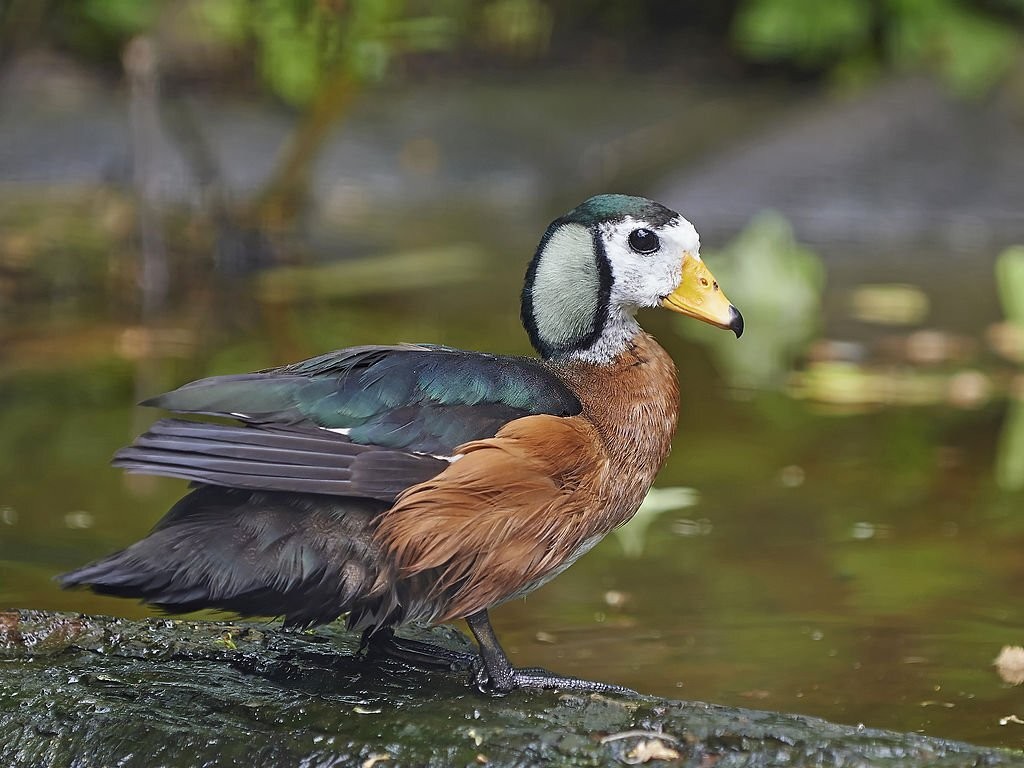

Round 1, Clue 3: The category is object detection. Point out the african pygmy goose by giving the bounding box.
[62,194,743,693]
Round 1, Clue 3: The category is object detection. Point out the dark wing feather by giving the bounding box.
[144,344,581,455]
[113,419,447,501]
[60,485,401,629]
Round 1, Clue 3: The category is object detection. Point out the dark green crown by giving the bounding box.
[560,194,678,229]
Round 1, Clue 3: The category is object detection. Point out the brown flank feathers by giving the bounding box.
[376,333,678,622]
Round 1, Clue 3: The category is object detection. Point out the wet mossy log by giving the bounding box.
[1,610,1020,767]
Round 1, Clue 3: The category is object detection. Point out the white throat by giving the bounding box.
[565,305,641,364]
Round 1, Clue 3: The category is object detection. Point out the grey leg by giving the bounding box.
[465,610,636,696]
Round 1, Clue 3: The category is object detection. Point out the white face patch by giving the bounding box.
[563,214,699,365]
[597,215,700,312]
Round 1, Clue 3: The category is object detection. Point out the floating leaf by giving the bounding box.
[848,284,929,326]
[615,487,699,557]
[996,399,1024,492]
[996,245,1024,329]
[995,645,1024,686]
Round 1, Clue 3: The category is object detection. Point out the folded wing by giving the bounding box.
[114,344,582,501]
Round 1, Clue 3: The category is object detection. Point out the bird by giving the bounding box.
[61,194,743,694]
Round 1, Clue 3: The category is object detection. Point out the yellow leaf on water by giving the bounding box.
[624,739,681,764]
[849,283,929,326]
[994,645,1024,685]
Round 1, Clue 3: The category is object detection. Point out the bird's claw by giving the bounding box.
[470,656,497,693]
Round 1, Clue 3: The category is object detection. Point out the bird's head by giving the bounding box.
[522,194,743,362]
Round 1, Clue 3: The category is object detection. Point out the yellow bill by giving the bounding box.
[661,254,744,337]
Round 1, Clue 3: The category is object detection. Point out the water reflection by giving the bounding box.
[677,211,825,391]
[2,189,1024,749]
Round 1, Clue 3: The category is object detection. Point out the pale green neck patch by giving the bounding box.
[529,223,602,356]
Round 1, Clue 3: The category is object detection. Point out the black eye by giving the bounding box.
[628,228,660,254]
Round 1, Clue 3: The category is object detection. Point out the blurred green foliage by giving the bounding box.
[41,0,466,105]
[78,0,159,38]
[5,0,1021,103]
[734,0,873,66]
[678,212,825,391]
[203,0,462,104]
[735,0,1024,94]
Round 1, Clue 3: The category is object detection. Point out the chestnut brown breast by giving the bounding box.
[374,332,679,623]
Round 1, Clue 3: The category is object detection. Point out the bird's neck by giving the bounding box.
[553,330,680,516]
[557,304,641,365]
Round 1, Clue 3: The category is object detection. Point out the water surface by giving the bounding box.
[1,191,1022,751]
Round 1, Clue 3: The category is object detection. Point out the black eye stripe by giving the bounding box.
[628,228,660,255]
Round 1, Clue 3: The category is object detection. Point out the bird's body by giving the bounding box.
[62,195,741,693]
[376,331,679,624]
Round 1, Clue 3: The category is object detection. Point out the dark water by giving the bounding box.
[1,194,1023,751]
